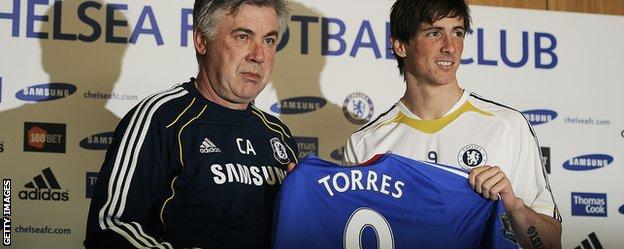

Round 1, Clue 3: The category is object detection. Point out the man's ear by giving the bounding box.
[391,37,407,58]
[194,28,207,56]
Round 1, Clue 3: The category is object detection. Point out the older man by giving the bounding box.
[85,1,297,248]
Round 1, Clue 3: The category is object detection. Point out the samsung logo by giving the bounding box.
[563,154,613,171]
[270,97,326,114]
[522,109,557,125]
[16,83,77,102]
[79,132,114,150]
[571,192,607,217]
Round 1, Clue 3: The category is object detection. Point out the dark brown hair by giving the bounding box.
[390,0,471,75]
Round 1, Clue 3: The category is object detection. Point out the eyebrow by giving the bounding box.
[420,26,466,32]
[231,27,279,38]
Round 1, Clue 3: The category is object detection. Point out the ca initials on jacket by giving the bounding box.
[236,138,256,155]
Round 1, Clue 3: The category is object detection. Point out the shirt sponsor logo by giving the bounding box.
[18,168,69,202]
[211,164,287,186]
[23,122,66,153]
[571,192,606,217]
[199,138,221,153]
[294,136,318,160]
[457,144,487,171]
[522,109,557,125]
[15,83,76,102]
[271,137,290,164]
[343,92,374,125]
[79,132,114,150]
[85,172,98,199]
[270,96,326,114]
[330,146,344,161]
[563,154,613,171]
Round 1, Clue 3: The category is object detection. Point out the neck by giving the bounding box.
[401,78,463,120]
[195,70,249,110]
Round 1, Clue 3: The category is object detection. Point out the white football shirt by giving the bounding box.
[344,90,561,221]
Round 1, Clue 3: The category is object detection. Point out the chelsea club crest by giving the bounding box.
[457,144,487,171]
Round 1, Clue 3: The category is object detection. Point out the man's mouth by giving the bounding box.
[241,72,261,82]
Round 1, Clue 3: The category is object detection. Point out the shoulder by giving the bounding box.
[348,103,399,142]
[250,105,294,135]
[467,92,535,137]
[123,83,193,127]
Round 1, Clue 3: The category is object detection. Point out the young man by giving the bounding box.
[85,1,297,248]
[344,0,562,248]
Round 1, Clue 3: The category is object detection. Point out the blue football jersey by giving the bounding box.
[273,154,519,249]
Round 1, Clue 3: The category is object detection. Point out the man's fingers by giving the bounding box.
[481,171,506,200]
[468,166,491,189]
[287,162,296,172]
[471,166,501,193]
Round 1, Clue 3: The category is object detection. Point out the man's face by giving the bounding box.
[199,4,279,103]
[396,16,465,86]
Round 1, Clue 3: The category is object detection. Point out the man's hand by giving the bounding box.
[287,162,296,172]
[468,165,522,212]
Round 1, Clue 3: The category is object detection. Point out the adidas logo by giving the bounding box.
[199,138,221,154]
[574,232,603,249]
[18,167,69,201]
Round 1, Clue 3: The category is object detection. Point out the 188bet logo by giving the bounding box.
[342,92,374,125]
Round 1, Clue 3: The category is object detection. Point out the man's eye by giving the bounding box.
[427,31,439,37]
[237,34,249,40]
[265,38,276,45]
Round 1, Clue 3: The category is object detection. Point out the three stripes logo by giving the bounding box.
[574,232,603,249]
[199,138,221,154]
[18,167,69,201]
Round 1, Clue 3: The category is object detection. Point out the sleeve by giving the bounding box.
[510,114,562,222]
[342,135,359,165]
[85,104,174,249]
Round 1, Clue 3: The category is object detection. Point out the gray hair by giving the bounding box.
[193,0,290,40]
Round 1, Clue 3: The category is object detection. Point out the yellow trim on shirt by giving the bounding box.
[166,98,196,128]
[178,105,207,166]
[389,101,493,134]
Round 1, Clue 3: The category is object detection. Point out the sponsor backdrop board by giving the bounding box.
[0,0,622,248]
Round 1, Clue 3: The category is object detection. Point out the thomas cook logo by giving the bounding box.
[571,192,606,217]
[80,132,114,150]
[563,154,613,171]
[457,144,487,170]
[522,109,557,125]
[270,96,326,114]
[23,122,66,153]
[15,83,77,102]
[270,137,290,164]
[19,167,69,201]
[342,92,374,125]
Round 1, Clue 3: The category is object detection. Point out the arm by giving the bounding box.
[85,104,174,249]
[469,166,562,249]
